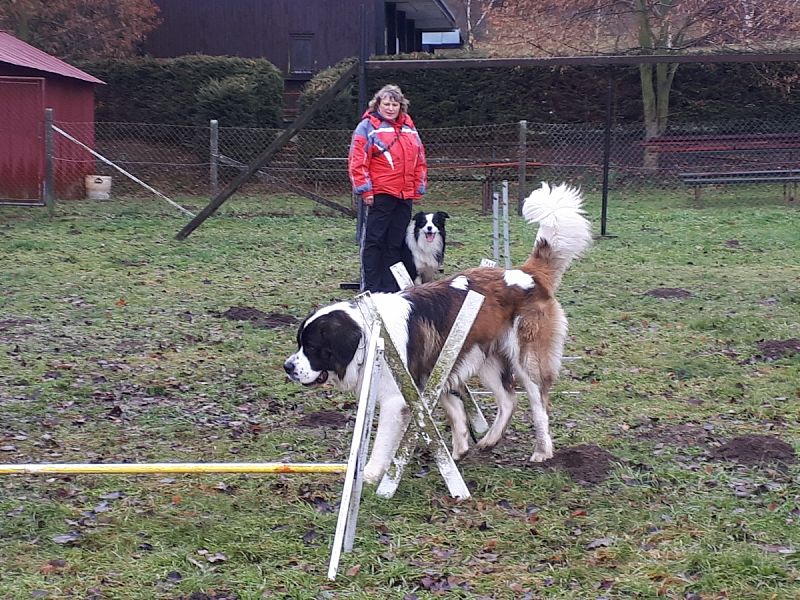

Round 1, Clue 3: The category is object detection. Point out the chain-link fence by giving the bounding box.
[50,114,800,210]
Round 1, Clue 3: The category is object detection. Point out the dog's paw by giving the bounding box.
[529,449,553,463]
[362,463,385,485]
[475,432,501,451]
[451,446,470,461]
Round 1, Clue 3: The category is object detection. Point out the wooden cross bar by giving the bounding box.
[370,289,485,500]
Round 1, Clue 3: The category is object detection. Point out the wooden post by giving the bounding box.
[209,119,219,198]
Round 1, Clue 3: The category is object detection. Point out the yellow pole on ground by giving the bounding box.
[0,462,347,475]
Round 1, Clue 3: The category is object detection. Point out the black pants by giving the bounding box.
[361,193,412,293]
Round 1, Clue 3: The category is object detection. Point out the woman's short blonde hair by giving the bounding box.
[368,84,410,114]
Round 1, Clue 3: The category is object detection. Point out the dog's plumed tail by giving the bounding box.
[522,182,592,289]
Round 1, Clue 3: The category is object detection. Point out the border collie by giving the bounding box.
[284,183,592,484]
[402,211,448,284]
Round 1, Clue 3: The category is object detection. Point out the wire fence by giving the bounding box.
[47,115,800,211]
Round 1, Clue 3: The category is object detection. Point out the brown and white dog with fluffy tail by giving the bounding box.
[284,182,592,484]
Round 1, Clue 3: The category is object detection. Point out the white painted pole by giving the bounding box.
[492,187,500,263]
[502,180,511,269]
[328,321,381,580]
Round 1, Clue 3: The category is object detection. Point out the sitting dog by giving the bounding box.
[402,211,448,284]
[284,183,591,484]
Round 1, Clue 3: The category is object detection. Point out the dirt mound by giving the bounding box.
[297,409,349,429]
[711,435,795,466]
[644,287,692,299]
[221,306,297,329]
[538,444,617,484]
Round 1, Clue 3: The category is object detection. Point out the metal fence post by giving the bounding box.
[210,119,219,198]
[43,108,55,214]
[600,73,614,237]
[518,119,527,215]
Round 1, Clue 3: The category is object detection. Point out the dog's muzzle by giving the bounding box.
[283,358,328,386]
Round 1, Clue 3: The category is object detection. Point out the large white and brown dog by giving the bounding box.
[284,183,592,484]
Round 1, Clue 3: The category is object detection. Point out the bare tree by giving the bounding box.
[450,0,503,51]
[485,0,800,167]
[0,0,161,62]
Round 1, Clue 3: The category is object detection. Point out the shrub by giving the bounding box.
[82,55,283,127]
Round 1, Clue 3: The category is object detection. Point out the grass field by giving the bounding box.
[1,186,798,600]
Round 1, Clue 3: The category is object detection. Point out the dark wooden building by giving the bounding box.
[144,1,459,112]
[0,31,104,203]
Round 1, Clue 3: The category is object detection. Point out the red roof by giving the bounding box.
[0,31,104,84]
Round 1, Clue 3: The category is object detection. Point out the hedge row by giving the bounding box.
[78,53,798,131]
[300,58,800,129]
[79,55,284,127]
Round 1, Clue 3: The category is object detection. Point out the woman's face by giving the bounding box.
[378,96,401,121]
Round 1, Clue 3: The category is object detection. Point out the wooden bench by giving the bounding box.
[679,168,800,201]
[643,132,800,154]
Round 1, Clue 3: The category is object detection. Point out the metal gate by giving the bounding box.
[0,77,45,204]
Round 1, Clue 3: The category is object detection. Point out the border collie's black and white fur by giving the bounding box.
[402,211,448,284]
[284,183,591,484]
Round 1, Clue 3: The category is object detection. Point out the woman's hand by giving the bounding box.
[362,195,374,206]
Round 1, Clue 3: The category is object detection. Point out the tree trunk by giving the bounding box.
[640,61,679,171]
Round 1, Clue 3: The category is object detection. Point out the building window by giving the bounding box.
[289,34,314,74]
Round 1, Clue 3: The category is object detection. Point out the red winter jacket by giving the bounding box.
[348,110,427,200]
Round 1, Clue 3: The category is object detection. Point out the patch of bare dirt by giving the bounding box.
[537,444,618,484]
[0,318,35,330]
[220,306,297,329]
[754,338,800,362]
[634,422,716,448]
[711,435,796,467]
[643,287,692,299]
[297,409,350,429]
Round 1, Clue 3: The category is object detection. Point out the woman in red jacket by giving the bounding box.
[348,84,427,292]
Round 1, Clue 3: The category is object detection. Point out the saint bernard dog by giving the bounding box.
[284,183,592,484]
[402,211,448,284]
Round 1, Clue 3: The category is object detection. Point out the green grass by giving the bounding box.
[0,187,798,599]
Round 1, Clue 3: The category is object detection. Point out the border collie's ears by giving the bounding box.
[436,211,450,220]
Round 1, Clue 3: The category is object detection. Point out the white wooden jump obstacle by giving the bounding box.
[0,281,486,580]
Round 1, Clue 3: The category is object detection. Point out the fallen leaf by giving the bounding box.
[760,544,795,554]
[206,552,228,563]
[586,537,615,550]
[52,532,81,546]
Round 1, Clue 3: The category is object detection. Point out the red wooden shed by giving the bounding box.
[0,31,104,203]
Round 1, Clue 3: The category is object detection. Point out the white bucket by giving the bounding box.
[85,175,112,200]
